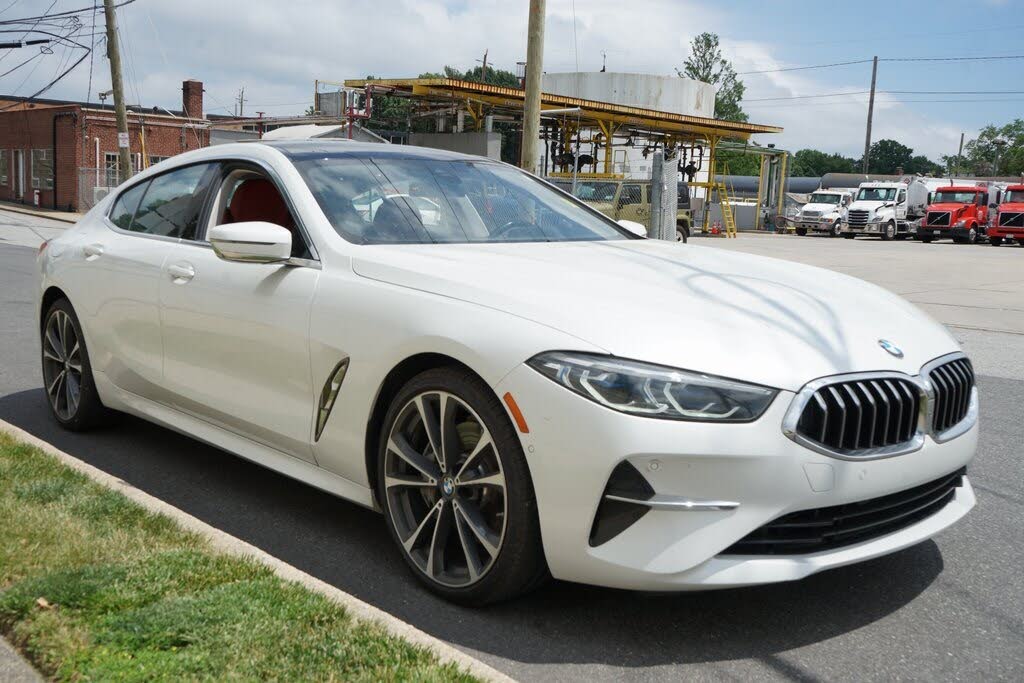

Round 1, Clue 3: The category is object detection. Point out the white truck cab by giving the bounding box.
[794,190,854,237]
[843,181,910,240]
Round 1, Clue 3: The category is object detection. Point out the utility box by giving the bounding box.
[408,132,502,160]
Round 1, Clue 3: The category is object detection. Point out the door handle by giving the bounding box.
[167,262,195,283]
[83,243,104,259]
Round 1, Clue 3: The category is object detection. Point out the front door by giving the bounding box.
[615,183,646,225]
[158,167,320,462]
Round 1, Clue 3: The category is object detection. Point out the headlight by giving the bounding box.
[955,219,967,228]
[527,352,777,422]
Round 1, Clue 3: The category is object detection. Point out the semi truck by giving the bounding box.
[916,185,992,244]
[793,189,853,237]
[988,184,1024,246]
[842,181,912,240]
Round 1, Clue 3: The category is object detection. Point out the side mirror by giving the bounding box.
[617,219,648,237]
[208,222,292,263]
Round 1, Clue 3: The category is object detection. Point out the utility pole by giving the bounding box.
[481,49,488,83]
[521,0,546,172]
[861,55,878,174]
[103,0,132,181]
[955,132,965,176]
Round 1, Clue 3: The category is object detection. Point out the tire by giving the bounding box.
[968,226,978,244]
[795,228,807,237]
[952,235,966,245]
[842,233,855,239]
[377,367,547,605]
[829,220,841,238]
[40,298,111,431]
[920,236,933,244]
[881,221,896,241]
[989,236,1003,246]
[675,223,688,243]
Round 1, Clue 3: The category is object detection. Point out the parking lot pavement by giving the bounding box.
[710,232,1024,335]
[1,235,1022,681]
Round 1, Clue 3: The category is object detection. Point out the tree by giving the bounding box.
[678,32,747,123]
[789,149,857,177]
[944,119,1024,176]
[865,139,913,174]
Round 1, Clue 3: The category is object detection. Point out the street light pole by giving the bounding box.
[521,0,546,173]
[103,0,133,182]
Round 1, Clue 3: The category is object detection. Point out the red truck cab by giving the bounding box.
[917,186,990,244]
[989,185,1024,246]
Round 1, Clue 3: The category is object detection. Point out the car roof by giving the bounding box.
[255,139,489,163]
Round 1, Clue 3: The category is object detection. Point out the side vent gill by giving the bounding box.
[315,358,350,441]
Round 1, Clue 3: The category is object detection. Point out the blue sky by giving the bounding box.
[2,0,1021,161]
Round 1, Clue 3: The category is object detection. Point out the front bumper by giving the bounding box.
[842,222,883,235]
[795,220,835,232]
[497,364,977,591]
[917,227,952,240]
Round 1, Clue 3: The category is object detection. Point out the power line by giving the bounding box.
[740,53,1024,75]
[746,91,869,102]
[745,89,1024,102]
[0,0,136,26]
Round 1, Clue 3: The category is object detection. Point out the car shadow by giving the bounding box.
[0,387,943,669]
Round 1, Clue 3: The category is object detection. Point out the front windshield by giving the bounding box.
[1003,190,1024,204]
[809,193,841,204]
[294,157,631,244]
[856,187,897,202]
[572,181,618,202]
[932,190,979,204]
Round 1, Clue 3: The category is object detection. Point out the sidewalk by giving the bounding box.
[0,637,42,683]
[0,201,83,225]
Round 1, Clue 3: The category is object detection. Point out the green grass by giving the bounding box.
[0,432,477,682]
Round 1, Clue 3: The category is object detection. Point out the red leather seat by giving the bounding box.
[226,178,295,231]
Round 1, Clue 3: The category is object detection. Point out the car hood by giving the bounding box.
[801,203,841,213]
[352,240,959,391]
[928,203,970,212]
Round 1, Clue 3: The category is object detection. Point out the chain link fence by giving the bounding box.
[77,167,121,212]
[648,150,678,240]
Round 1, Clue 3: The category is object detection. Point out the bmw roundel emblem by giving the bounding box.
[878,339,904,359]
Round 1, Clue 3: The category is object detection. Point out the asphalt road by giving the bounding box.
[1,212,1022,681]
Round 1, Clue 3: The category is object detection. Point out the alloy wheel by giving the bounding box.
[384,391,507,588]
[42,309,82,421]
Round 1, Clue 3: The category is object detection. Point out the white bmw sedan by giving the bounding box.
[36,141,977,604]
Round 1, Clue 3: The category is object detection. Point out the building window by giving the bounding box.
[0,150,7,186]
[31,149,54,190]
[149,155,169,167]
[104,152,120,186]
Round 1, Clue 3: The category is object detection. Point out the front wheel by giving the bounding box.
[990,236,1003,246]
[795,228,807,236]
[41,298,110,430]
[377,367,547,605]
[881,221,896,241]
[829,220,841,238]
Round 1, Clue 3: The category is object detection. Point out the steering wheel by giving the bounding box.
[492,220,541,240]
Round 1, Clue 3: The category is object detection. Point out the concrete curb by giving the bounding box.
[0,203,81,225]
[0,420,515,683]
[0,636,43,683]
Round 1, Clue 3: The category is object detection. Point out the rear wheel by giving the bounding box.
[377,367,547,605]
[990,236,1003,246]
[675,222,689,243]
[795,228,807,236]
[842,233,855,239]
[40,299,110,431]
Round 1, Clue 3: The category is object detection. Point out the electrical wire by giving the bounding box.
[0,0,136,26]
[740,53,1024,75]
[738,59,872,75]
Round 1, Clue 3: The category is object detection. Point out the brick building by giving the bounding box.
[0,79,210,212]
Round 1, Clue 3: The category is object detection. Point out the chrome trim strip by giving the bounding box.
[604,493,739,511]
[782,351,976,460]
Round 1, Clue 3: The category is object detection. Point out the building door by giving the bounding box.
[13,150,24,199]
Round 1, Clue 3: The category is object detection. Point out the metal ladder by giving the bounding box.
[715,166,738,238]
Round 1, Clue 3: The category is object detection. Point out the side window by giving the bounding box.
[109,181,150,230]
[677,183,690,208]
[619,184,642,206]
[129,164,219,240]
[215,172,311,259]
[897,189,906,204]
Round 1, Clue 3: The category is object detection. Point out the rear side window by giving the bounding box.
[619,184,642,206]
[109,182,148,230]
[119,164,219,240]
